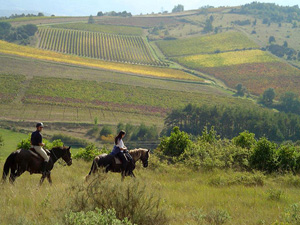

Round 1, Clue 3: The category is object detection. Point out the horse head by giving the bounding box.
[52,146,72,166]
[140,149,150,168]
[61,146,72,166]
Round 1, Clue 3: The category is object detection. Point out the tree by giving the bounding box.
[283,41,288,48]
[262,88,276,106]
[37,12,44,17]
[269,36,276,43]
[235,83,247,97]
[209,15,214,22]
[253,19,257,26]
[23,24,38,36]
[203,19,213,33]
[97,11,104,16]
[159,127,191,157]
[249,137,278,172]
[232,131,256,149]
[172,4,184,13]
[0,22,11,39]
[88,15,95,24]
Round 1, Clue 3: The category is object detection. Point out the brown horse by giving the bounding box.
[86,148,150,180]
[2,146,72,185]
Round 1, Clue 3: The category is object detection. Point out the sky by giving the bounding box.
[0,0,299,16]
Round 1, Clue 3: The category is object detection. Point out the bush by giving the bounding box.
[232,131,256,149]
[181,139,250,171]
[205,209,231,225]
[51,134,89,148]
[278,144,299,173]
[68,173,168,225]
[74,144,101,161]
[249,137,278,172]
[65,208,132,225]
[17,135,64,150]
[267,188,284,201]
[159,127,192,157]
[100,125,113,137]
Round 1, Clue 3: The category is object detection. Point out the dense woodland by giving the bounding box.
[230,2,300,23]
[163,104,300,142]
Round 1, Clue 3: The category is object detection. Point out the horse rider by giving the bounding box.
[31,122,49,175]
[111,130,133,175]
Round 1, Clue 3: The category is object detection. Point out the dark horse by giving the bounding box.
[2,146,72,185]
[86,148,150,180]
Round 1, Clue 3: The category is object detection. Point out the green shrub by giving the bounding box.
[267,188,284,201]
[232,131,256,149]
[100,125,113,137]
[51,134,89,148]
[205,209,231,225]
[159,126,192,157]
[181,139,250,171]
[74,144,101,161]
[65,208,133,225]
[277,144,298,173]
[249,137,278,172]
[69,173,168,225]
[17,135,63,150]
[283,203,300,224]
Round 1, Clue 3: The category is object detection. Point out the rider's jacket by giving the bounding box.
[31,130,42,146]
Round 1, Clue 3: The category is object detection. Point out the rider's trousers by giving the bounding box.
[32,145,49,162]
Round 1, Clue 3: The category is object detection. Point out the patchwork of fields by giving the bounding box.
[0,74,25,103]
[0,40,200,81]
[38,27,163,66]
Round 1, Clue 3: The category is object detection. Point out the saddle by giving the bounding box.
[114,157,122,165]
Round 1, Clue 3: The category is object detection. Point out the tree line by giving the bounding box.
[163,103,300,142]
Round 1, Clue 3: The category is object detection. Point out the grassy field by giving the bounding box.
[0,128,28,159]
[38,27,162,66]
[0,40,201,81]
[156,32,259,57]
[22,76,249,117]
[0,74,25,103]
[50,23,144,36]
[174,50,277,68]
[1,158,300,224]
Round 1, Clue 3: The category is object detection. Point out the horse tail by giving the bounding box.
[2,152,17,182]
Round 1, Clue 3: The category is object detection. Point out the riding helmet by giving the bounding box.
[36,122,44,128]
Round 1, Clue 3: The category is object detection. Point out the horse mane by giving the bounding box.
[129,148,149,160]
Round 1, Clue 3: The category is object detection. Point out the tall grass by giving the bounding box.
[1,158,300,224]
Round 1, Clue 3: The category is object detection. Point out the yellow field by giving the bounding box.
[0,40,200,81]
[175,50,278,68]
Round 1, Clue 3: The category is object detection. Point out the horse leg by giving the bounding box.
[47,173,52,185]
[130,171,136,178]
[39,174,46,186]
[9,172,16,184]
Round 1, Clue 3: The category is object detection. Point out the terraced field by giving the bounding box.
[0,40,199,80]
[51,23,143,36]
[38,27,163,66]
[156,32,259,57]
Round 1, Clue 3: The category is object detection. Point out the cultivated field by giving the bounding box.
[38,27,163,66]
[174,49,277,68]
[51,23,144,36]
[156,32,259,57]
[0,40,200,80]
